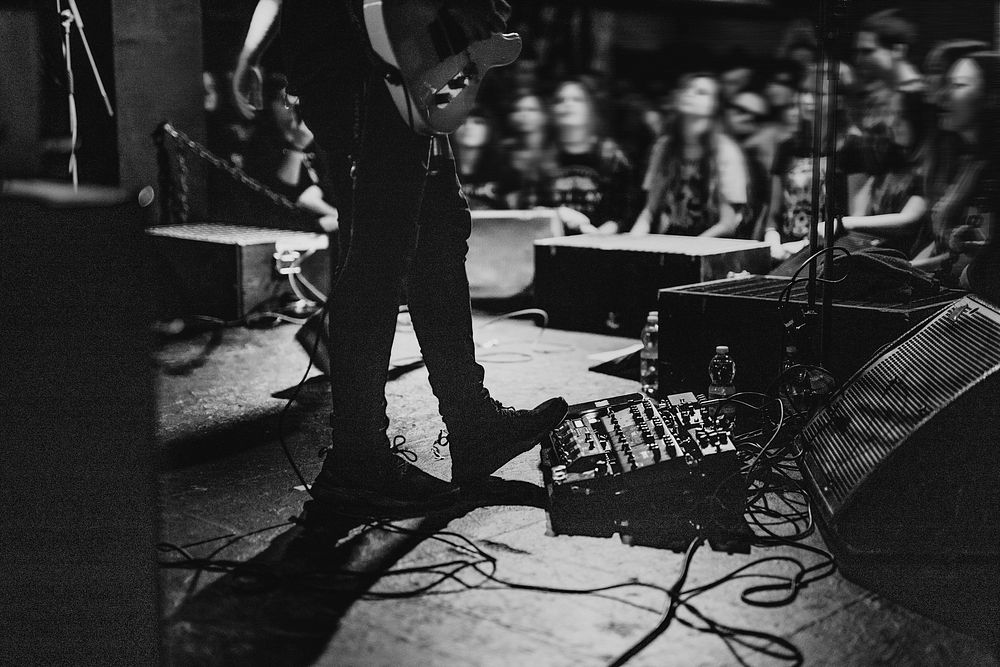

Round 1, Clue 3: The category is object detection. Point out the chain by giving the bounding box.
[158,122,299,218]
[175,152,191,223]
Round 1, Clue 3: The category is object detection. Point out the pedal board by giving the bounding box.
[541,392,751,553]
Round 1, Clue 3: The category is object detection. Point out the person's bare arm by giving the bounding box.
[629,207,653,235]
[297,185,340,232]
[698,202,741,238]
[764,174,790,261]
[233,0,283,119]
[910,241,950,270]
[842,196,927,236]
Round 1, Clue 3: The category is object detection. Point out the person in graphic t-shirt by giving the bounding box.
[538,78,633,235]
[765,78,854,264]
[631,72,748,237]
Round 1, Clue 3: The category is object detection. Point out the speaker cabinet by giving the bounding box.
[657,275,960,395]
[799,294,1000,561]
[147,223,332,320]
[1,182,160,664]
[534,235,770,337]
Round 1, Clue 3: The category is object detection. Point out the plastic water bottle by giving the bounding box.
[640,311,659,398]
[708,346,736,422]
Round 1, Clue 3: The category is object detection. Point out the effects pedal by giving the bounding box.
[541,392,750,553]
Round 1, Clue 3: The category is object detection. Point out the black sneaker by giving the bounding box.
[308,456,460,519]
[449,394,568,484]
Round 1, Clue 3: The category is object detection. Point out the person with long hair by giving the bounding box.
[539,78,633,234]
[911,51,1000,284]
[631,72,748,237]
[500,90,549,209]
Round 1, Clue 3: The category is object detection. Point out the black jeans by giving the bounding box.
[296,61,486,463]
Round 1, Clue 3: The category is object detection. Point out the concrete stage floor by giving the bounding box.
[156,311,998,666]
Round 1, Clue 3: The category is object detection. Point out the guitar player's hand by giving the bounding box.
[277,94,314,150]
[233,61,264,120]
[443,0,511,41]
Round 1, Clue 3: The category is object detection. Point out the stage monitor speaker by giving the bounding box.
[799,294,1000,563]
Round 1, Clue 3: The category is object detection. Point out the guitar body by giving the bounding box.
[362,0,522,135]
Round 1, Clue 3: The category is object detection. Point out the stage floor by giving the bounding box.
[155,311,998,666]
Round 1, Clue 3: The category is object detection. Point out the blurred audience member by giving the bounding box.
[763,58,805,138]
[719,51,756,104]
[776,18,819,70]
[924,40,990,106]
[912,52,1000,284]
[854,9,923,96]
[243,72,338,232]
[204,70,253,169]
[501,91,550,208]
[453,106,510,210]
[631,72,748,237]
[846,9,923,179]
[612,89,662,208]
[765,84,849,263]
[539,78,633,234]
[841,90,927,255]
[725,90,781,238]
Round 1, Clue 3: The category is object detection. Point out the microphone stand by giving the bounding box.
[56,0,115,190]
[807,0,849,370]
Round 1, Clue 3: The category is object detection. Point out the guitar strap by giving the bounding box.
[342,0,425,137]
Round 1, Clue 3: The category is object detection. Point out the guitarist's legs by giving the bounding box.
[301,72,456,509]
[407,140,567,484]
[407,142,484,414]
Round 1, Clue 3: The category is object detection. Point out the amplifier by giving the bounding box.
[147,223,332,320]
[534,235,770,337]
[657,275,961,396]
[541,392,750,552]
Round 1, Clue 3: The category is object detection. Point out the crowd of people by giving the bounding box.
[209,7,999,293]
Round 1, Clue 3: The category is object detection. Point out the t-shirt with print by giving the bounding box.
[458,159,513,210]
[770,138,828,244]
[642,133,748,236]
[540,139,633,232]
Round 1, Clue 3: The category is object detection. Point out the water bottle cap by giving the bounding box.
[716,345,729,354]
[647,311,658,322]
